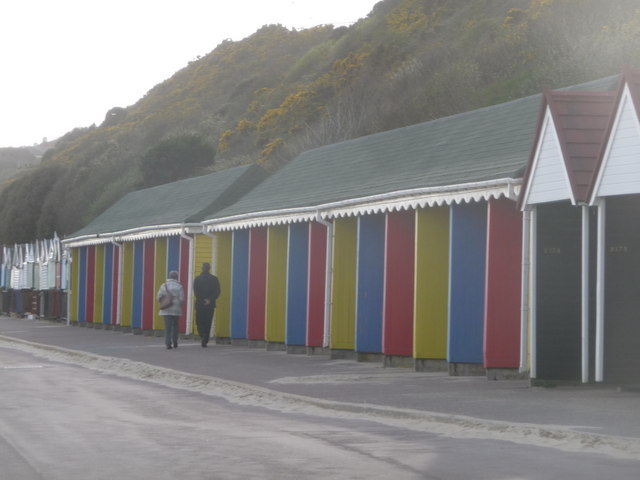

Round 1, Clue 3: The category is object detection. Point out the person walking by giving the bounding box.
[193,262,221,347]
[157,270,185,350]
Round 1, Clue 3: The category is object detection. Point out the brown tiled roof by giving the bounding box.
[518,78,620,209]
[547,89,618,203]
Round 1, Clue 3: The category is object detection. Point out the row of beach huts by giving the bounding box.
[3,70,640,385]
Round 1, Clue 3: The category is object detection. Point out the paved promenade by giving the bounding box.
[2,315,640,458]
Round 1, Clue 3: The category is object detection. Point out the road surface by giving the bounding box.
[1,342,640,479]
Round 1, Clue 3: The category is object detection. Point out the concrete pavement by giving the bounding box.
[1,315,640,457]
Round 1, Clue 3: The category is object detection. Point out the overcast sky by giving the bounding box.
[1,0,381,148]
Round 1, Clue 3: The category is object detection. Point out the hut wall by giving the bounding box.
[131,240,144,329]
[214,231,233,339]
[330,217,357,351]
[230,230,249,339]
[110,244,120,325]
[526,115,571,205]
[484,198,522,369]
[70,248,80,322]
[265,225,288,344]
[286,222,309,346]
[121,242,135,328]
[192,234,214,335]
[85,246,96,323]
[414,206,450,361]
[102,244,114,326]
[307,222,327,348]
[448,202,487,366]
[598,95,640,197]
[141,239,155,330]
[153,238,168,331]
[604,194,640,383]
[356,214,385,354]
[178,237,190,333]
[383,210,415,358]
[247,227,268,341]
[93,245,105,325]
[536,202,582,380]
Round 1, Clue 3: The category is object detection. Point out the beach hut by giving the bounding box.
[589,69,640,384]
[62,164,267,336]
[202,91,541,376]
[519,79,619,383]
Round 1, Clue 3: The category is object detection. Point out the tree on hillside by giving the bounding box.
[139,134,216,188]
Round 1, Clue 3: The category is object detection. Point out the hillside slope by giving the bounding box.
[1,0,640,243]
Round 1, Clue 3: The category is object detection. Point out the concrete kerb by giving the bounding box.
[1,333,640,461]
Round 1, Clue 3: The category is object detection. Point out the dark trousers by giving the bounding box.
[163,316,179,347]
[195,305,215,345]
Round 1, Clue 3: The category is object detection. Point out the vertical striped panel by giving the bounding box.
[85,246,96,323]
[307,222,327,347]
[331,217,357,351]
[383,210,415,357]
[142,239,155,330]
[448,202,487,364]
[153,238,168,330]
[93,245,105,324]
[484,198,522,368]
[111,244,119,325]
[265,225,288,343]
[166,236,181,330]
[286,223,309,346]
[195,232,214,262]
[231,230,250,339]
[102,244,113,325]
[247,227,268,341]
[167,236,181,273]
[131,241,144,329]
[70,248,80,322]
[214,231,233,339]
[194,233,214,267]
[356,214,385,353]
[179,237,191,333]
[414,206,450,359]
[120,242,134,328]
[193,234,214,335]
[536,202,582,380]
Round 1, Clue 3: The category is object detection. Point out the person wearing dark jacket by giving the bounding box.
[193,262,221,347]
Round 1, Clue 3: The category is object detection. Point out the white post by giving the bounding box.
[315,215,334,349]
[112,239,124,326]
[529,207,538,379]
[581,206,590,383]
[519,209,531,373]
[180,228,195,336]
[596,199,606,382]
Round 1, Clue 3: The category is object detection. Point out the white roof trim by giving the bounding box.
[589,83,634,204]
[205,179,521,232]
[62,223,202,248]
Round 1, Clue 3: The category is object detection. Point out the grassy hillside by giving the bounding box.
[2,0,640,243]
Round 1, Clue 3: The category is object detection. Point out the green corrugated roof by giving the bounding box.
[67,164,267,239]
[208,76,620,222]
[207,95,541,221]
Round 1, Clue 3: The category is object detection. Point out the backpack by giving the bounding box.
[158,283,173,309]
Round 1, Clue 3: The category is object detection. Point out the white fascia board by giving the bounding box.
[589,84,632,205]
[62,223,200,248]
[204,179,521,232]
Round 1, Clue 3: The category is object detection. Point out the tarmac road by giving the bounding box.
[1,316,640,479]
